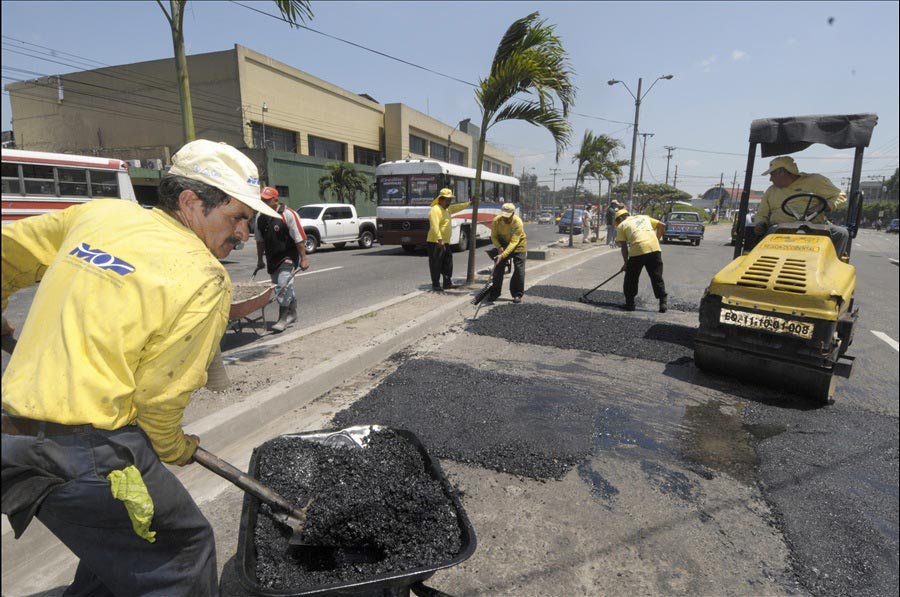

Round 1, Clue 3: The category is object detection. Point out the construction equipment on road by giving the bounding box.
[694,113,877,404]
[577,270,623,303]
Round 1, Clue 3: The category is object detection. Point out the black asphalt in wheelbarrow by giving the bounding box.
[236,425,476,596]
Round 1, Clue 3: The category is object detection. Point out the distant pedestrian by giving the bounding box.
[605,200,621,246]
[255,186,309,333]
[582,204,593,243]
[487,203,528,303]
[614,207,668,312]
[875,217,883,231]
[426,188,471,291]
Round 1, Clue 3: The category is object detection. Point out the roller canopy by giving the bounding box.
[749,113,878,157]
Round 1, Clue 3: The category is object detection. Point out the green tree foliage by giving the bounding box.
[611,181,691,214]
[465,12,576,283]
[318,162,371,206]
[157,0,312,144]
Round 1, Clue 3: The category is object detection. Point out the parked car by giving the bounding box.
[888,218,899,233]
[558,208,584,234]
[297,203,377,254]
[662,211,705,246]
[538,211,554,224]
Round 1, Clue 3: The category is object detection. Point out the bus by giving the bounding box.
[375,158,520,252]
[2,148,137,224]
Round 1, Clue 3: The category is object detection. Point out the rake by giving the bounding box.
[576,270,623,303]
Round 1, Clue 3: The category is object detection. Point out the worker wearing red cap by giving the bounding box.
[255,186,310,332]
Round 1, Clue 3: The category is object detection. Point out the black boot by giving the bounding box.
[659,297,668,313]
[272,305,290,333]
[286,300,297,325]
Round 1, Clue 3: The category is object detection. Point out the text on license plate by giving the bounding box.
[719,308,813,339]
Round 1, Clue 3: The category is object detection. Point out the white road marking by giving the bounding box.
[871,330,900,352]
[252,266,343,284]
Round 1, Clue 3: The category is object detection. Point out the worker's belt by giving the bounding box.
[1,413,94,437]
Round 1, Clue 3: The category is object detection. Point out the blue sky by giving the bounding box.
[2,1,898,197]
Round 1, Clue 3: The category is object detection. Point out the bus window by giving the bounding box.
[1,162,20,194]
[22,164,55,195]
[378,175,407,205]
[58,168,89,197]
[89,169,120,198]
[409,174,440,206]
[483,180,497,203]
[451,176,469,203]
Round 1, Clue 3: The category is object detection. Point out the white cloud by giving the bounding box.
[700,55,718,73]
[731,50,748,61]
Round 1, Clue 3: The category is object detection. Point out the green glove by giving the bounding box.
[107,465,157,543]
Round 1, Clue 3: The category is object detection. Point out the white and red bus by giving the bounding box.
[375,158,520,252]
[1,148,137,224]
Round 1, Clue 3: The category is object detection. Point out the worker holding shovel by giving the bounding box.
[1,140,281,596]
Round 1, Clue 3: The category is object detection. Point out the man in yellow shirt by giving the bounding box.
[426,188,470,291]
[754,156,849,256]
[488,203,528,303]
[615,208,668,312]
[1,140,280,595]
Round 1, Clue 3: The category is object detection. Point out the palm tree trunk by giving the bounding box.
[168,0,195,144]
[465,119,490,285]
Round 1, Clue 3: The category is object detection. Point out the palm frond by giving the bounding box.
[274,0,313,27]
[493,101,571,159]
[492,12,539,68]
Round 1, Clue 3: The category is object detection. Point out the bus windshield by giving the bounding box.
[378,176,406,206]
[409,174,440,206]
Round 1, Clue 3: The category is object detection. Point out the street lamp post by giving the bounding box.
[608,74,673,212]
[261,102,268,149]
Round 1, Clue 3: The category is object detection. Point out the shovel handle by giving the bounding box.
[192,446,306,523]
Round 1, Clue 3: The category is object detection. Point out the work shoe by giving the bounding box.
[443,281,456,289]
[659,298,668,313]
[286,300,297,325]
[431,286,444,292]
[271,305,290,333]
[513,296,523,304]
[621,302,636,312]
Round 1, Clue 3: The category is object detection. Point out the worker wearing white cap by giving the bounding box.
[487,203,528,303]
[754,156,849,257]
[1,139,278,595]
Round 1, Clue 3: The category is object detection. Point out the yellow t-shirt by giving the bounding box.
[756,173,846,226]
[2,200,230,465]
[491,214,527,258]
[616,214,662,257]
[427,202,471,243]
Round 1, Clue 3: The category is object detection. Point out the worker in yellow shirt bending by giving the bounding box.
[1,140,280,596]
[615,207,668,312]
[487,203,528,303]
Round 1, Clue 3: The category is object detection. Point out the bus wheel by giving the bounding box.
[453,227,469,253]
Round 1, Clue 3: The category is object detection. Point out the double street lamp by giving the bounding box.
[608,74,673,212]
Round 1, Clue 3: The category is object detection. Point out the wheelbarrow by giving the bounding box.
[229,284,275,335]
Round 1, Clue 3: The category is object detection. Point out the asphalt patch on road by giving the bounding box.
[469,303,695,363]
[250,429,463,591]
[528,284,701,312]
[332,359,598,480]
[743,401,900,597]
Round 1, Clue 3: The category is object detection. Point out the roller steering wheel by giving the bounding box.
[780,192,828,222]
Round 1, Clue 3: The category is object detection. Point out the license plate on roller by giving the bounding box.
[720,308,814,339]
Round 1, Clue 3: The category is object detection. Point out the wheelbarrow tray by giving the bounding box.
[235,425,476,596]
[230,285,275,320]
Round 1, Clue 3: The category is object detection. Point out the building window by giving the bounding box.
[309,135,346,161]
[429,142,447,162]
[275,185,290,198]
[409,134,427,156]
[354,146,381,167]
[450,148,465,166]
[251,122,297,153]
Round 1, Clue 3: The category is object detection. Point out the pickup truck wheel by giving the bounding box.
[693,239,701,246]
[333,242,347,249]
[359,230,375,249]
[304,235,320,254]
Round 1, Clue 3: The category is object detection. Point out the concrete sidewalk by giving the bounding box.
[1,240,616,596]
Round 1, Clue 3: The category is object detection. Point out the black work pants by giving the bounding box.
[624,250,666,304]
[426,242,453,289]
[489,252,526,300]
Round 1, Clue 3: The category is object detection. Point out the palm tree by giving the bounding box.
[464,12,576,284]
[565,131,609,247]
[318,162,370,205]
[157,1,312,144]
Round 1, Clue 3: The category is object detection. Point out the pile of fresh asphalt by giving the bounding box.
[332,359,598,480]
[470,303,695,362]
[251,429,462,591]
[528,284,701,312]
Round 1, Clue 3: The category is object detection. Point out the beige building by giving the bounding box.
[5,44,513,213]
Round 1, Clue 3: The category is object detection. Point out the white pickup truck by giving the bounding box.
[296,203,378,254]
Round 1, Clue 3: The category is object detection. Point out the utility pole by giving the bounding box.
[664,146,676,185]
[730,171,738,218]
[673,165,678,189]
[550,167,561,210]
[639,132,654,182]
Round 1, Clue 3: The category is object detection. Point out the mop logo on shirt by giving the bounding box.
[69,243,136,276]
